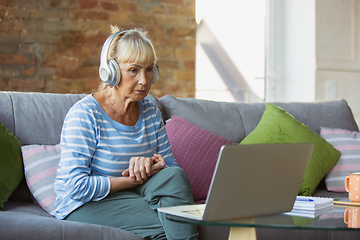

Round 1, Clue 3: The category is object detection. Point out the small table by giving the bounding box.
[166,206,360,240]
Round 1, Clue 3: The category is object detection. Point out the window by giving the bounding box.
[196,0,266,103]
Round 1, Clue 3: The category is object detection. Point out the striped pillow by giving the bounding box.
[321,127,360,192]
[22,144,60,215]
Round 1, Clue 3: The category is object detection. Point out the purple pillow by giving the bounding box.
[166,116,233,202]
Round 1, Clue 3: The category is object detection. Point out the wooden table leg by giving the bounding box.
[228,226,257,240]
[228,217,257,240]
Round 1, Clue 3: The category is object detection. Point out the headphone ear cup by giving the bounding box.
[152,63,159,85]
[99,31,126,87]
[108,59,121,87]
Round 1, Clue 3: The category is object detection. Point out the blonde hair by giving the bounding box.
[98,25,157,91]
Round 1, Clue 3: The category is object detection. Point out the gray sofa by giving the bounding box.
[0,91,359,240]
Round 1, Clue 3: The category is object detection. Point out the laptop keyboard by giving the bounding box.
[182,209,204,217]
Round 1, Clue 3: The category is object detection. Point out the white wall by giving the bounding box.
[268,0,360,126]
[315,0,360,125]
[266,0,316,102]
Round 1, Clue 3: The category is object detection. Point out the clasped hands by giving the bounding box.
[122,154,166,184]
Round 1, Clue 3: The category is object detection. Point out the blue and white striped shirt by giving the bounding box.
[54,95,178,220]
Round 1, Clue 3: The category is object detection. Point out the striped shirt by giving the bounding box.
[54,95,178,220]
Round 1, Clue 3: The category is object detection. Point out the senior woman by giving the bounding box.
[53,26,198,240]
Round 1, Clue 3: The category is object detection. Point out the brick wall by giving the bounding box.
[0,0,196,98]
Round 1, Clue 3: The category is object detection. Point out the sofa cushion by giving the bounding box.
[0,122,24,210]
[158,95,359,144]
[240,103,341,196]
[22,144,60,215]
[165,116,233,202]
[0,92,87,146]
[321,127,360,192]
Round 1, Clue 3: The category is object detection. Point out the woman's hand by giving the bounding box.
[129,156,152,184]
[150,154,166,175]
[122,154,166,184]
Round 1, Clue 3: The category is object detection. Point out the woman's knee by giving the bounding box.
[141,167,193,200]
[164,167,187,178]
[163,167,191,186]
[165,168,193,196]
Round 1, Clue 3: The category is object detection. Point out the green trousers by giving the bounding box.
[66,167,199,240]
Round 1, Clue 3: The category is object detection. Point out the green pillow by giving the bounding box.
[240,103,340,196]
[0,122,24,210]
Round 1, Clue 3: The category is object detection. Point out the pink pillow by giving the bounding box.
[166,116,233,202]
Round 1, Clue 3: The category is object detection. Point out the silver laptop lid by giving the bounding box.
[203,143,313,221]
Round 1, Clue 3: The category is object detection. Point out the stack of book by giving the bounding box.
[285,196,334,218]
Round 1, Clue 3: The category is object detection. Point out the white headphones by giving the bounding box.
[99,30,159,87]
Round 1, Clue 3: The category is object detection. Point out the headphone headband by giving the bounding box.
[99,30,159,87]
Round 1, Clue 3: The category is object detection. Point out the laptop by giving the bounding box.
[157,143,314,221]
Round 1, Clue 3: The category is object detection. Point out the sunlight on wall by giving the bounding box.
[196,0,265,102]
[195,41,236,102]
